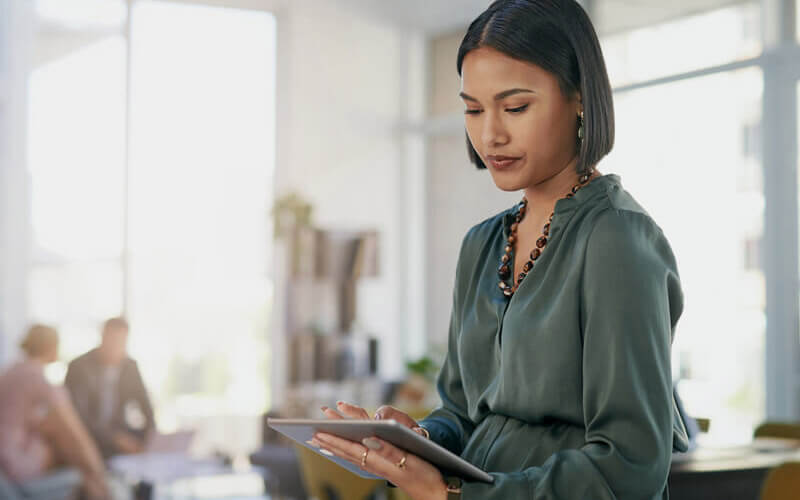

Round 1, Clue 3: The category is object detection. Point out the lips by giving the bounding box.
[487,155,522,169]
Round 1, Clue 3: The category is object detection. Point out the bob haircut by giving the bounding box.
[20,324,59,358]
[457,0,614,176]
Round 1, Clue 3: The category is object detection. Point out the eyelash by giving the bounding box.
[464,104,529,115]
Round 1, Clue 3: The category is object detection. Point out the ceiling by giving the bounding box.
[334,0,753,36]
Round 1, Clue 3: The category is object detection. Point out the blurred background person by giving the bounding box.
[0,324,109,500]
[65,317,156,458]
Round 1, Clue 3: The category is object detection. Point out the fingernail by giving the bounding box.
[362,438,382,450]
[321,406,329,412]
[336,401,344,406]
[305,440,318,448]
[319,448,334,456]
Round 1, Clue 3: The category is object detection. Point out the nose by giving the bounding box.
[481,110,509,148]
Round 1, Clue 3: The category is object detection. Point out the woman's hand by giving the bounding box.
[322,401,430,438]
[315,401,444,499]
[310,431,447,500]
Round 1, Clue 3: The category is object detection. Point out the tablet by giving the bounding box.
[268,418,494,483]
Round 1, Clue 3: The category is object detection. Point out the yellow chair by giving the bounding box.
[759,462,800,500]
[754,421,800,440]
[694,417,711,433]
[294,444,386,500]
[389,488,415,500]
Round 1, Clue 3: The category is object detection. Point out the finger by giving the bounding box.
[315,434,395,481]
[307,436,354,463]
[320,406,345,419]
[315,433,421,486]
[357,437,429,483]
[360,436,407,468]
[374,405,418,428]
[336,401,370,419]
[412,426,429,438]
[313,433,366,466]
[314,432,365,458]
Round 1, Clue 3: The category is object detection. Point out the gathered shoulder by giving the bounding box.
[585,179,669,254]
[583,201,680,292]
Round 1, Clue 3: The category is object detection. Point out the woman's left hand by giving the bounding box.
[311,422,448,500]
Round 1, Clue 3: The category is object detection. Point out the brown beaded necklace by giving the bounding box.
[498,168,597,298]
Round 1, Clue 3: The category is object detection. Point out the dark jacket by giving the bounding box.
[64,348,155,458]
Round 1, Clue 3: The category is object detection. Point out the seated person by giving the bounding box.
[65,317,155,458]
[0,324,109,500]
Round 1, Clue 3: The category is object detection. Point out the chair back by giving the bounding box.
[760,462,800,500]
[754,422,800,440]
[294,444,385,500]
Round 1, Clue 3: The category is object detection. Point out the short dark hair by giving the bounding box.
[102,316,129,335]
[457,0,614,175]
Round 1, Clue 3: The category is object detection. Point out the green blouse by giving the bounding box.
[419,173,689,500]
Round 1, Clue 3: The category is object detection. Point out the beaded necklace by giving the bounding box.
[498,168,597,298]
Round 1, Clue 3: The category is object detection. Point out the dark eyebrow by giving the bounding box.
[459,88,535,102]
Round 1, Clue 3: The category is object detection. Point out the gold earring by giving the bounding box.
[577,111,584,141]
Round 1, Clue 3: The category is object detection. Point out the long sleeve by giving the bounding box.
[461,209,683,500]
[419,231,476,456]
[128,360,156,435]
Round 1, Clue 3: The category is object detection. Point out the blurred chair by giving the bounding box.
[251,411,308,499]
[0,468,81,500]
[754,421,800,440]
[694,418,711,433]
[250,444,307,500]
[294,444,385,500]
[759,462,800,500]
[389,487,414,500]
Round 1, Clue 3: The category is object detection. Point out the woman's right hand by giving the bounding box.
[322,402,429,439]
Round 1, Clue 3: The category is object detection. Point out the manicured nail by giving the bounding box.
[305,440,318,448]
[319,448,334,456]
[362,438,382,450]
[336,401,344,406]
[321,406,329,412]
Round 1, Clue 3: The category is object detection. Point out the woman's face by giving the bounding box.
[460,46,581,192]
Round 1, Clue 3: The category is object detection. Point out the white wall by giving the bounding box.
[424,31,518,348]
[270,0,428,402]
[0,0,33,368]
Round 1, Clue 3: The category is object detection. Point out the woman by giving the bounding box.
[310,1,689,498]
[0,325,110,500]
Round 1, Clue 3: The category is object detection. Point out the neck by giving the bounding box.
[522,157,598,215]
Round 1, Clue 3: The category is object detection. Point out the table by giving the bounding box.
[109,453,267,500]
[668,438,800,500]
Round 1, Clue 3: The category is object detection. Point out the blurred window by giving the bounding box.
[602,4,766,443]
[27,0,276,457]
[601,3,761,88]
[27,4,127,364]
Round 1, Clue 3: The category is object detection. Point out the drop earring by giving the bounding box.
[577,110,584,142]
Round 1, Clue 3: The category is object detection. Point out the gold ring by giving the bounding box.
[361,449,369,467]
[396,454,407,470]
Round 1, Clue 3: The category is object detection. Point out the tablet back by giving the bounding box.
[268,418,493,483]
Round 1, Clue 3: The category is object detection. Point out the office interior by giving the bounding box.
[1,0,799,499]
